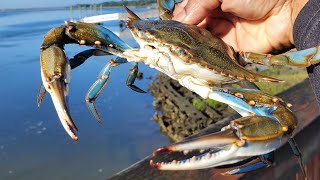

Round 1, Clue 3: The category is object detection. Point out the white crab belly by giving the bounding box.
[126,46,232,99]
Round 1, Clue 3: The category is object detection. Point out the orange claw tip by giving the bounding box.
[152,147,173,156]
[262,77,284,83]
[149,160,161,169]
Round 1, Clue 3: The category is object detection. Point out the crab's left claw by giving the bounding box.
[151,115,284,171]
[158,0,183,20]
[40,45,78,141]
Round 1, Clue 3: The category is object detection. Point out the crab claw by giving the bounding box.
[151,88,298,171]
[41,26,77,50]
[64,21,131,57]
[151,116,283,170]
[40,45,78,141]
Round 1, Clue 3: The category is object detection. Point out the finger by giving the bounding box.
[172,0,189,16]
[173,0,221,25]
[205,16,240,51]
[220,0,277,20]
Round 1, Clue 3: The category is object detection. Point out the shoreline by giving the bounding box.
[0,4,155,13]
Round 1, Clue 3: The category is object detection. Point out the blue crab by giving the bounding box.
[37,0,319,175]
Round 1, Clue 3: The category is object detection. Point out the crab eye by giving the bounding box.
[67,25,76,32]
[171,47,191,60]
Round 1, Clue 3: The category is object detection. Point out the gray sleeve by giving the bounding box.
[293,0,320,105]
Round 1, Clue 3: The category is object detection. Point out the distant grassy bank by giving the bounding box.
[256,67,308,95]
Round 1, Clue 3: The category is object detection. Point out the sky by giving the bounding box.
[0,0,119,9]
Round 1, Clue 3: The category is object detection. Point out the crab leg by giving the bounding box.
[68,49,146,122]
[126,62,146,93]
[240,46,320,67]
[288,138,306,177]
[69,49,111,69]
[208,89,277,118]
[40,45,78,140]
[85,57,145,123]
[222,153,274,175]
[85,57,126,123]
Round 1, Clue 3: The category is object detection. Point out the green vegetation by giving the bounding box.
[192,98,223,111]
[192,98,206,111]
[204,99,222,109]
[255,66,308,95]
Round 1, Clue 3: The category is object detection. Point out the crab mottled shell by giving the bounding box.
[126,18,281,84]
[41,26,77,50]
[232,116,284,141]
[226,89,298,133]
[40,45,68,82]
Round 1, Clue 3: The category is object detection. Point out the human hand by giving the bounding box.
[172,0,308,53]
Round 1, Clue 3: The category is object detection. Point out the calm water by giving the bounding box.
[0,8,168,179]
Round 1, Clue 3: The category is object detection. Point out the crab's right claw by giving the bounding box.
[151,116,284,171]
[40,45,78,141]
[158,0,183,20]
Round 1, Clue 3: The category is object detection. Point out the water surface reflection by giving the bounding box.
[0,8,168,179]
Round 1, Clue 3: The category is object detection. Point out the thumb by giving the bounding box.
[173,0,220,24]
